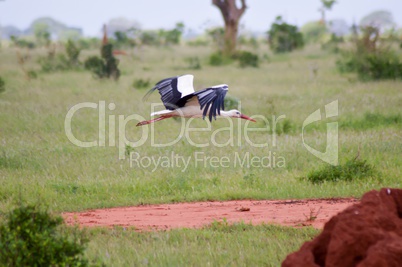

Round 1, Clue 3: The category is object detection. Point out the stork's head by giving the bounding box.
[224,109,256,122]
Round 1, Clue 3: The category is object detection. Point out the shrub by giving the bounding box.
[38,40,82,72]
[236,50,259,68]
[101,44,120,80]
[209,52,224,66]
[224,95,240,110]
[114,31,136,48]
[338,50,402,80]
[0,77,5,93]
[10,36,35,49]
[336,26,402,80]
[84,56,106,78]
[160,22,185,45]
[303,159,377,184]
[84,43,120,80]
[185,57,202,70]
[140,31,160,46]
[39,54,69,72]
[208,52,232,66]
[132,78,151,89]
[274,119,295,135]
[78,37,101,50]
[267,16,304,53]
[0,204,90,266]
[66,39,81,66]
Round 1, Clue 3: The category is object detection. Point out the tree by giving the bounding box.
[30,17,82,40]
[212,0,247,56]
[106,17,141,38]
[33,23,51,46]
[319,0,336,25]
[359,10,395,31]
[328,19,349,37]
[159,22,185,45]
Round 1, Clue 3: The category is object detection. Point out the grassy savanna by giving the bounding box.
[0,42,401,265]
[86,223,318,266]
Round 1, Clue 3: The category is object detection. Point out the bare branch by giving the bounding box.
[212,0,225,9]
[240,0,247,11]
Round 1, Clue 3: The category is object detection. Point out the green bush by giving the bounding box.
[39,54,68,72]
[84,43,120,80]
[0,204,91,266]
[114,31,136,48]
[101,44,120,80]
[236,51,259,68]
[267,16,304,53]
[140,31,160,46]
[208,52,232,66]
[159,22,185,45]
[184,57,202,70]
[84,56,106,78]
[132,78,151,89]
[78,37,101,50]
[303,159,377,184]
[224,95,240,110]
[209,52,224,66]
[38,40,82,72]
[336,26,402,80]
[10,36,35,49]
[66,39,81,66]
[0,77,5,93]
[337,49,402,80]
[274,119,295,135]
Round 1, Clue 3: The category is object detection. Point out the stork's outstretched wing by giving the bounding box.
[194,84,228,121]
[143,74,195,110]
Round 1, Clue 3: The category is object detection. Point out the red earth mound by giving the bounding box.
[282,188,402,267]
[63,198,357,231]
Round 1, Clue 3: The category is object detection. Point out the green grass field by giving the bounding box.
[0,42,401,265]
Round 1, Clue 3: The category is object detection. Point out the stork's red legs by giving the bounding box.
[136,115,172,126]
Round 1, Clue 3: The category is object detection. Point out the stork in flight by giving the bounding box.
[136,74,256,126]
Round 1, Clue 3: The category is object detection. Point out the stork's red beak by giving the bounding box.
[240,114,256,122]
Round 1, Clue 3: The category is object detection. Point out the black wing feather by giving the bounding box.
[194,85,228,121]
[143,76,189,110]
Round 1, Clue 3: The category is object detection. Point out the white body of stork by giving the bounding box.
[136,74,256,126]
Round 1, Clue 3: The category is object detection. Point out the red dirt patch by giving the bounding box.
[63,198,357,231]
